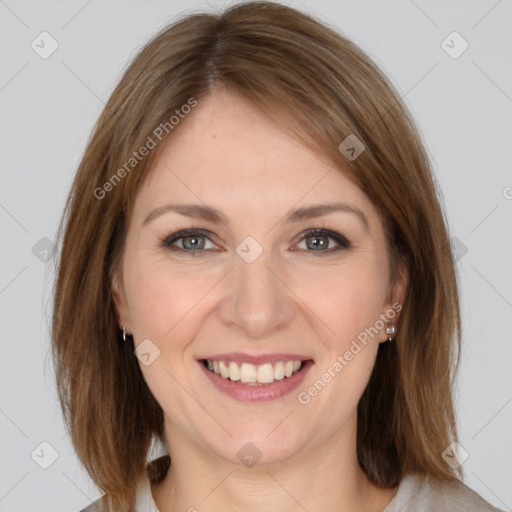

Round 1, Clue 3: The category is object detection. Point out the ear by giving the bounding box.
[390,263,408,321]
[111,269,130,330]
[379,263,408,343]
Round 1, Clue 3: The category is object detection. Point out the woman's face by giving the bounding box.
[113,89,404,466]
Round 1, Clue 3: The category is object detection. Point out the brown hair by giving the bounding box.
[51,2,462,510]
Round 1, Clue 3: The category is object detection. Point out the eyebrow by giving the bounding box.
[142,201,369,231]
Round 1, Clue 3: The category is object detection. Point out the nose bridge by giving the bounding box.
[219,247,295,338]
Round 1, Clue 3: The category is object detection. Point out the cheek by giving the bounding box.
[304,261,387,346]
[303,273,383,419]
[125,257,215,341]
[125,261,212,410]
[304,259,387,408]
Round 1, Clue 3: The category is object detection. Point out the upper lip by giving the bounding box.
[198,352,313,365]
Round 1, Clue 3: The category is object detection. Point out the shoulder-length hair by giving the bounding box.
[52,1,462,510]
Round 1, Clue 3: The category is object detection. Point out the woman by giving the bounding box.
[51,2,503,511]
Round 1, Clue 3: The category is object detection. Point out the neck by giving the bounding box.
[152,416,397,512]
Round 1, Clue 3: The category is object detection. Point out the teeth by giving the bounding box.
[240,363,257,383]
[257,363,274,383]
[219,361,229,379]
[228,361,240,381]
[274,361,285,380]
[205,359,303,384]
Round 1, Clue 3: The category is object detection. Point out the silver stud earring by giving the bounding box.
[385,322,396,342]
[122,326,127,342]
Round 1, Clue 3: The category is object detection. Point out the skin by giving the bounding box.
[113,88,407,512]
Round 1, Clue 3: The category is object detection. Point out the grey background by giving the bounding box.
[0,0,511,510]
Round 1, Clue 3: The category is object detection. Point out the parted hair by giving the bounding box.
[51,2,462,510]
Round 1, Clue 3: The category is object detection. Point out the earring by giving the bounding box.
[385,322,396,342]
[122,326,127,342]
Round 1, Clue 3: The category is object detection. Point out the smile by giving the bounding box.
[198,356,314,402]
[203,359,303,385]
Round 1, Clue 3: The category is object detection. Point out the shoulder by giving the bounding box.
[387,473,504,512]
[80,497,105,512]
[425,477,503,511]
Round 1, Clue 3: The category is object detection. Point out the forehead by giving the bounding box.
[133,90,378,226]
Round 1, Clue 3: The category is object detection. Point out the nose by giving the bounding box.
[217,249,296,339]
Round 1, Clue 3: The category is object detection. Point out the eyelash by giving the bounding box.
[160,227,351,256]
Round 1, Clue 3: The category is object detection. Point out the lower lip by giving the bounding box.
[198,360,314,402]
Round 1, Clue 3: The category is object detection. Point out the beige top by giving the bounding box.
[81,470,504,511]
